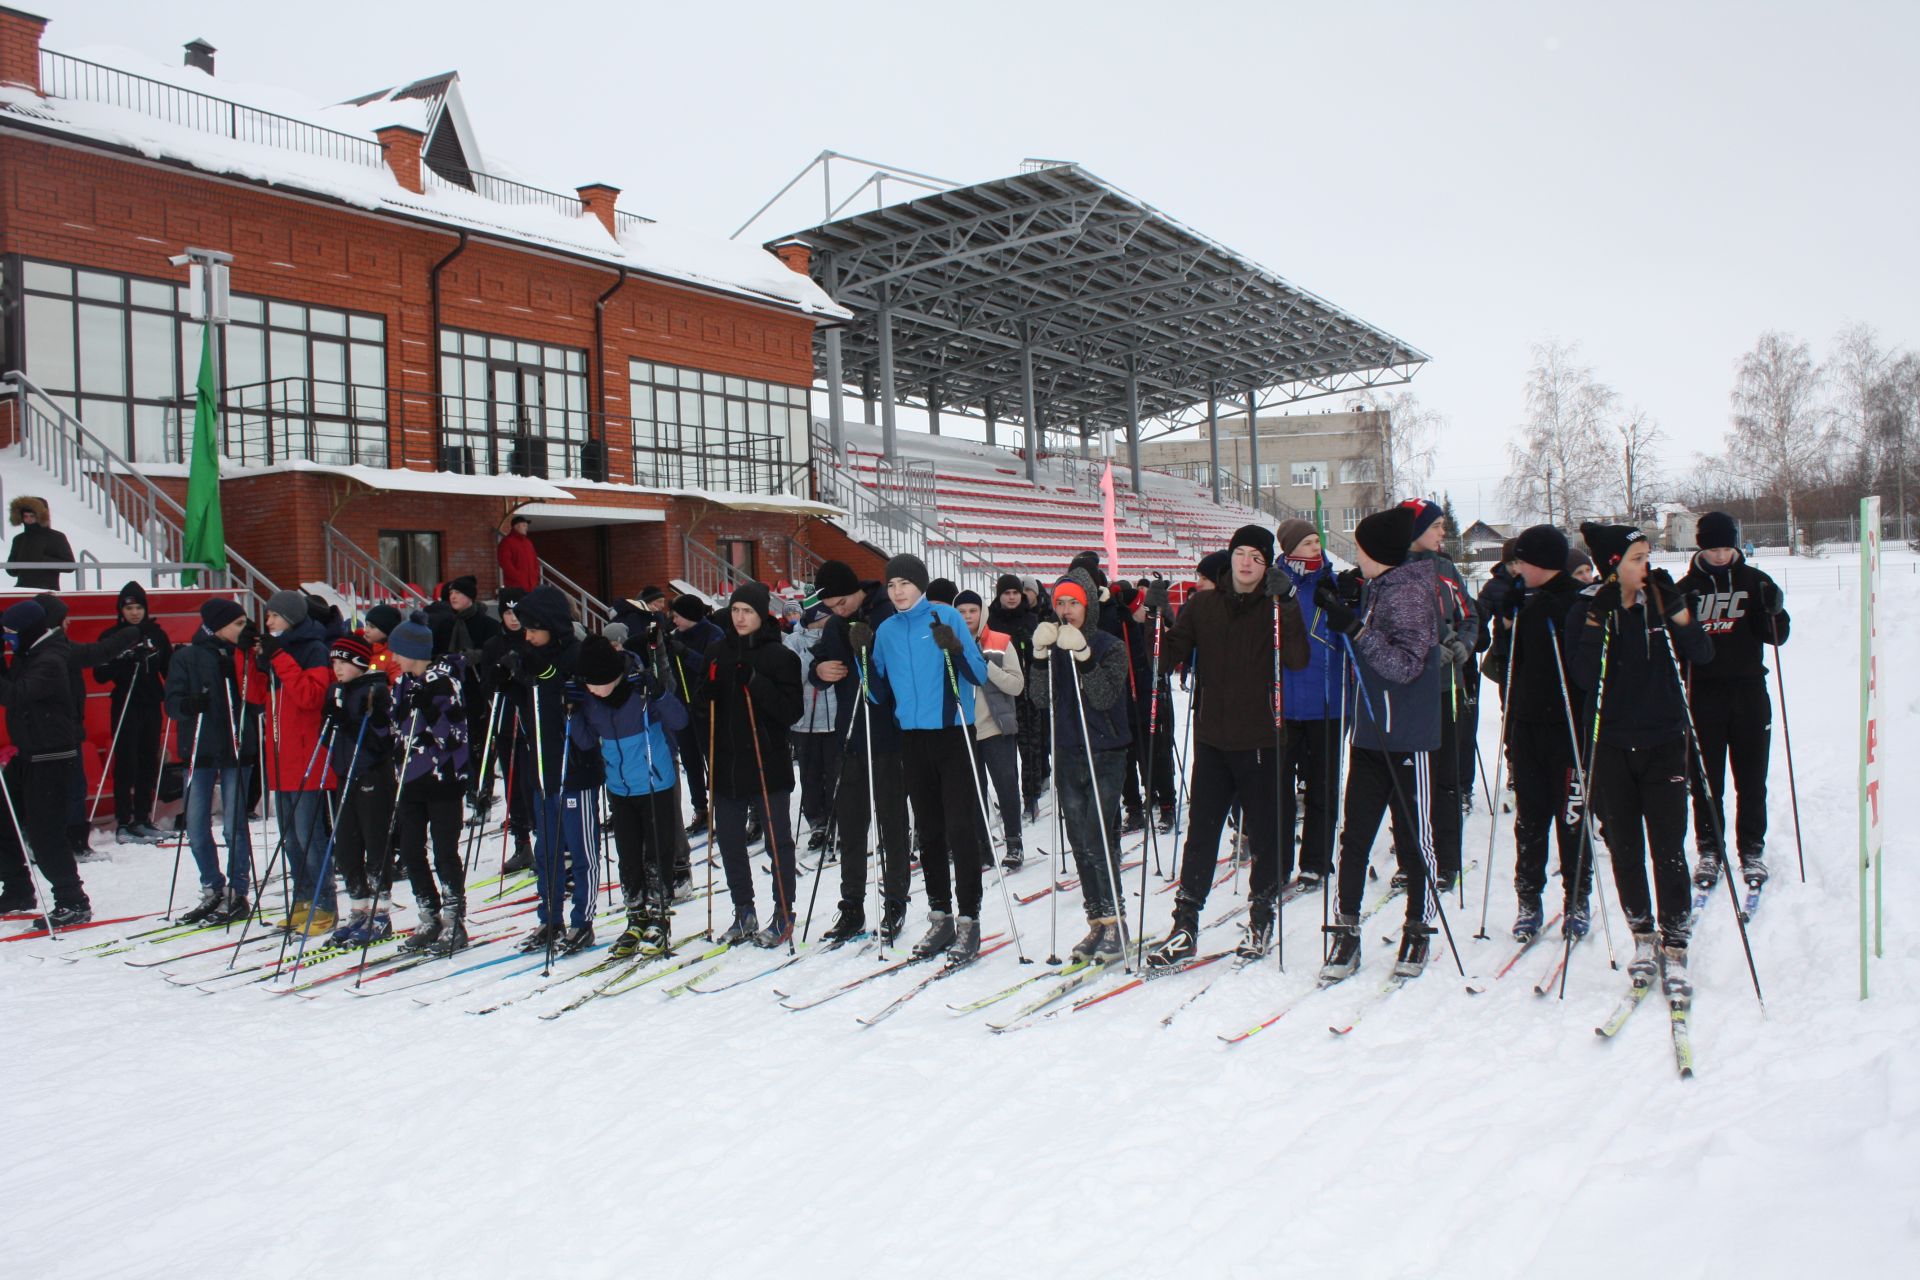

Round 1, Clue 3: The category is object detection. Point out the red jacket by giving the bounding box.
[262,647,334,791]
[497,530,540,592]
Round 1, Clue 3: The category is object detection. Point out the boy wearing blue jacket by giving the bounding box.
[571,636,688,959]
[1273,518,1344,894]
[868,553,990,962]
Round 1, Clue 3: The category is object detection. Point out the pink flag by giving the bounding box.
[1100,459,1121,579]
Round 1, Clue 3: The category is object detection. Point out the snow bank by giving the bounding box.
[0,447,168,586]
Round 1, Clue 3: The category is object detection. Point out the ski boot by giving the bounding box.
[670,869,694,905]
[610,901,649,959]
[403,901,444,952]
[1091,919,1124,964]
[330,899,373,946]
[1512,894,1544,943]
[1320,916,1361,983]
[1236,897,1276,959]
[637,907,671,957]
[1122,805,1145,836]
[432,897,469,956]
[1001,840,1025,873]
[754,915,793,949]
[516,923,557,953]
[206,889,250,926]
[1660,943,1692,999]
[1145,896,1200,968]
[41,900,93,929]
[821,903,866,945]
[1739,852,1769,890]
[912,910,957,959]
[1692,850,1723,892]
[1626,931,1658,987]
[1070,919,1106,964]
[717,909,760,947]
[744,815,764,848]
[503,832,534,875]
[1286,870,1323,898]
[342,906,393,945]
[1022,798,1041,826]
[807,827,831,855]
[685,810,709,837]
[1388,869,1410,896]
[556,923,594,956]
[879,900,907,947]
[176,886,225,926]
[1155,803,1176,834]
[947,915,981,963]
[1393,923,1434,978]
[1562,902,1591,941]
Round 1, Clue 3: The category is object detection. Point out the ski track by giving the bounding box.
[4,549,1916,1277]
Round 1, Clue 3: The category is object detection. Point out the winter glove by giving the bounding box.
[848,621,874,656]
[1054,624,1091,662]
[1030,620,1059,659]
[1588,581,1624,617]
[1333,567,1365,608]
[325,684,348,721]
[1263,565,1296,601]
[496,649,525,683]
[929,621,965,654]
[1645,568,1689,620]
[1144,579,1171,616]
[1312,581,1362,639]
[1439,624,1473,668]
[1757,579,1785,615]
[236,621,260,652]
[180,691,211,716]
[257,630,283,661]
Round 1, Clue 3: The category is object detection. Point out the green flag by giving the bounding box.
[181,328,225,587]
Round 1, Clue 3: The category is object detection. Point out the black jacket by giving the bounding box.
[701,626,803,799]
[1676,550,1791,686]
[321,671,395,777]
[809,585,900,754]
[164,630,263,767]
[499,634,578,797]
[1568,590,1713,749]
[92,617,173,710]
[1160,582,1309,752]
[6,525,75,590]
[0,628,81,761]
[1506,572,1588,728]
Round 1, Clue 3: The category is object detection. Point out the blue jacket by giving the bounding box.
[870,596,987,731]
[570,676,688,798]
[1279,557,1343,722]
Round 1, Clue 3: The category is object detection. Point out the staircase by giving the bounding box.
[2,370,280,611]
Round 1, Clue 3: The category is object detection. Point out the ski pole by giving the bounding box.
[1547,616,1619,996]
[1768,618,1805,883]
[280,713,370,985]
[228,724,332,964]
[1043,648,1063,966]
[944,649,1030,965]
[1338,633,1465,977]
[858,673,885,960]
[164,711,205,922]
[1271,582,1286,972]
[799,660,866,942]
[1135,610,1162,964]
[1066,645,1131,970]
[0,759,62,936]
[355,703,418,985]
[738,667,794,953]
[705,698,717,940]
[88,680,138,827]
[462,690,504,874]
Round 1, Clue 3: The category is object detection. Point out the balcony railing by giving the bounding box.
[38,50,386,171]
[164,377,389,469]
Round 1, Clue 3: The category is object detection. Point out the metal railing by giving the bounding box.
[39,50,386,171]
[438,397,791,493]
[0,559,249,594]
[424,164,585,220]
[164,377,389,469]
[681,536,753,602]
[3,370,281,616]
[323,524,428,622]
[536,556,612,633]
[810,452,1036,597]
[784,535,825,584]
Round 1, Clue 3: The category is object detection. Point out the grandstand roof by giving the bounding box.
[781,163,1428,434]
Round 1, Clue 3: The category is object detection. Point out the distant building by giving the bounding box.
[1138,406,1388,533]
[1459,519,1513,561]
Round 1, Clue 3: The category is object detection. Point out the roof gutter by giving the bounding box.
[592,265,629,482]
[425,228,469,466]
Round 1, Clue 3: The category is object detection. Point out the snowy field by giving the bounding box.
[5,548,1915,1278]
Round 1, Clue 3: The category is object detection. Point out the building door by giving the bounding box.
[490,361,546,477]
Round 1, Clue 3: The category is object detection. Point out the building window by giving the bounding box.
[379,530,442,590]
[1255,461,1281,489]
[438,329,595,480]
[15,257,386,465]
[1341,506,1362,533]
[628,360,804,495]
[1291,461,1328,488]
[1340,458,1378,485]
[717,538,757,581]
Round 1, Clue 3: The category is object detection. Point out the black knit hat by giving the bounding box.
[639,584,667,604]
[1070,550,1102,576]
[1354,507,1417,568]
[1580,522,1647,574]
[671,594,710,622]
[1696,511,1739,551]
[497,587,526,611]
[35,592,69,627]
[814,559,862,600]
[117,580,148,612]
[994,573,1022,596]
[365,603,403,637]
[729,580,773,624]
[1228,523,1274,565]
[927,577,958,605]
[954,589,984,609]
[1197,550,1230,585]
[575,635,627,685]
[1513,524,1570,571]
[883,553,930,594]
[442,575,479,603]
[200,598,245,632]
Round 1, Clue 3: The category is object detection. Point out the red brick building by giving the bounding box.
[0,7,875,612]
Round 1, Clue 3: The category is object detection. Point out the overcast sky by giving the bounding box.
[40,0,1920,522]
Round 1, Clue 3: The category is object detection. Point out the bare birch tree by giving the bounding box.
[1615,405,1665,519]
[1501,341,1615,527]
[1726,331,1826,555]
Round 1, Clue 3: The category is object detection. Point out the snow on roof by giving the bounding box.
[5,46,847,320]
[137,459,577,501]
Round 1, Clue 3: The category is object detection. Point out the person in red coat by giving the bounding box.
[497,514,540,592]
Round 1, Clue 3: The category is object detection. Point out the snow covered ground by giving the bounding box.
[5,549,1915,1277]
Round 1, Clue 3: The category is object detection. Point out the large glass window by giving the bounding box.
[628,359,801,494]
[437,328,594,480]
[1290,461,1327,488]
[13,257,388,465]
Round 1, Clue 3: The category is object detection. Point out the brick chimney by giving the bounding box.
[0,6,48,95]
[183,38,215,75]
[576,183,620,237]
[376,125,426,194]
[769,238,812,276]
